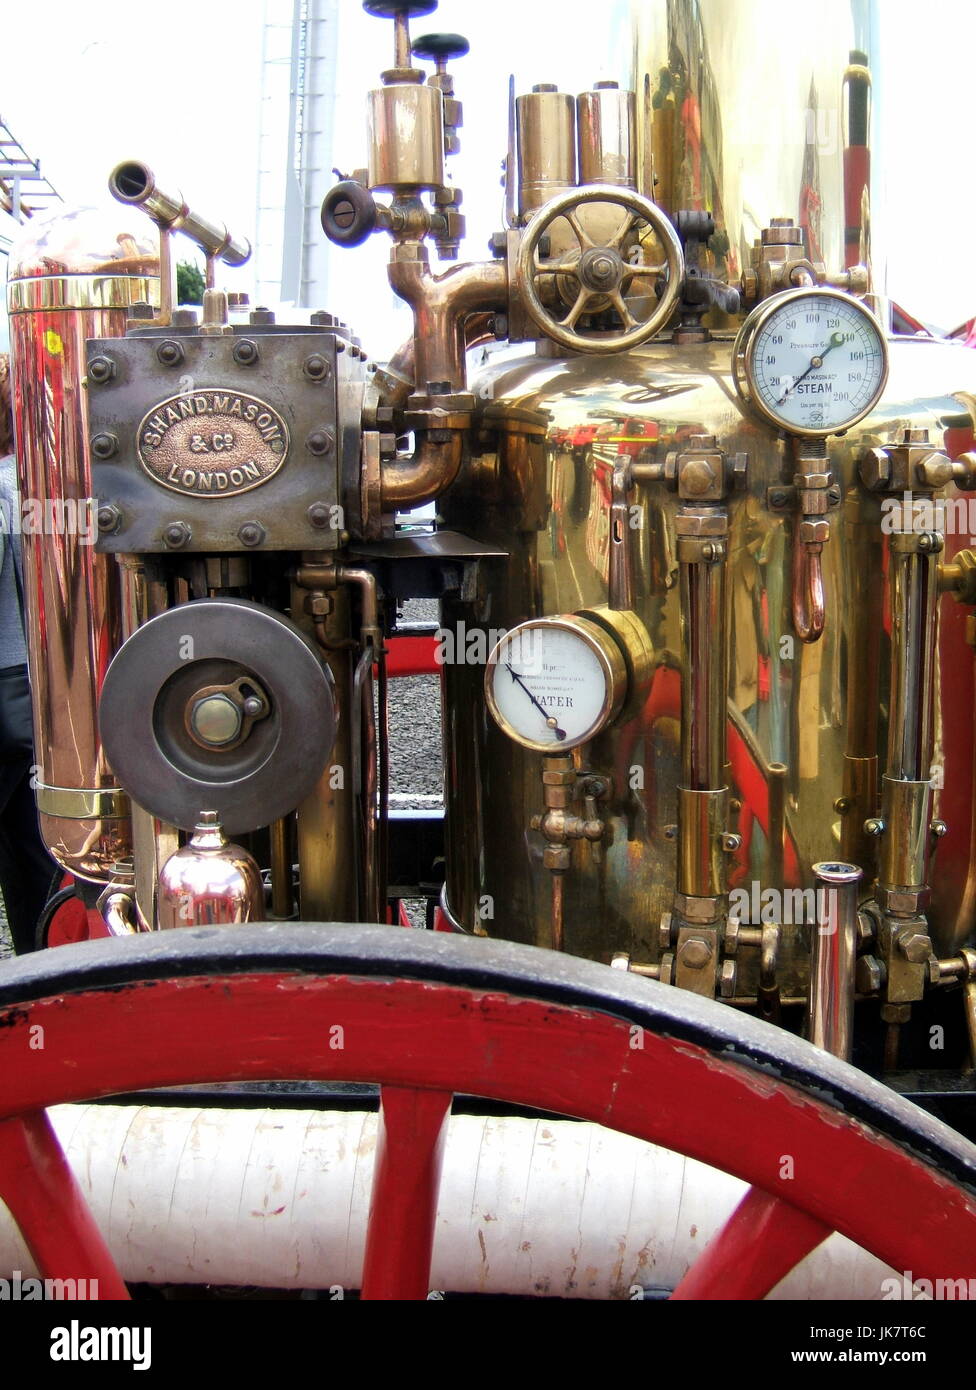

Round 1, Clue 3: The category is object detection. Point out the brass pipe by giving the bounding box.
[679,545,726,792]
[887,542,939,782]
[951,623,976,949]
[109,161,250,267]
[270,816,294,920]
[768,762,786,891]
[387,246,507,393]
[808,862,862,1059]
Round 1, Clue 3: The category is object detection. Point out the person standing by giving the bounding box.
[0,352,58,952]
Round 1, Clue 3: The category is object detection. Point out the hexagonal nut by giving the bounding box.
[914,452,954,490]
[859,446,892,491]
[543,846,571,872]
[855,954,883,995]
[610,952,631,972]
[898,929,933,965]
[725,914,741,956]
[678,936,713,970]
[162,521,192,549]
[719,959,737,998]
[679,457,720,499]
[798,519,829,544]
[673,892,721,924]
[303,592,333,618]
[879,886,930,915]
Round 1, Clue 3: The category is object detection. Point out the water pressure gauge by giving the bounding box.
[485,610,651,753]
[733,287,888,437]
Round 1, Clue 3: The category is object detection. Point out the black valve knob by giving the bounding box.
[321,182,377,249]
[412,32,470,63]
[363,1,437,17]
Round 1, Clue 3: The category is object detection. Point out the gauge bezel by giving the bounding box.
[485,615,627,753]
[732,286,889,438]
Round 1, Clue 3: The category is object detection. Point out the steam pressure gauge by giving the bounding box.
[485,610,651,753]
[733,287,888,437]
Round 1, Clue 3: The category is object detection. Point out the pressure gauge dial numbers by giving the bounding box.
[733,288,888,437]
[485,614,631,753]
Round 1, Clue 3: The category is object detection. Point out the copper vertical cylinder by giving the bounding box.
[808,861,862,1059]
[6,208,158,883]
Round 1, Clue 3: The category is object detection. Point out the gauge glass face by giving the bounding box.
[488,623,610,750]
[749,293,886,434]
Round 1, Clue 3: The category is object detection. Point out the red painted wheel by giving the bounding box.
[0,924,974,1300]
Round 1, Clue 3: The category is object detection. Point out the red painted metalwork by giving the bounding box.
[0,1111,129,1299]
[1,946,975,1299]
[670,1187,830,1300]
[384,634,439,678]
[362,1087,452,1299]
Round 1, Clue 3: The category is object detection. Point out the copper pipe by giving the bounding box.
[551,871,565,952]
[381,431,464,513]
[387,248,506,393]
[808,862,862,1059]
[792,536,826,643]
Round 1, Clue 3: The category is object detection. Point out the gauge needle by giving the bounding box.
[777,330,846,406]
[505,662,567,740]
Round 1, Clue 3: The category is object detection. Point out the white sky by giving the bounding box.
[2,0,976,343]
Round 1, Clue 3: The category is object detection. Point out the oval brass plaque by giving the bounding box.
[137,389,289,498]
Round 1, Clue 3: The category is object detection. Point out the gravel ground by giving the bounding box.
[0,901,10,961]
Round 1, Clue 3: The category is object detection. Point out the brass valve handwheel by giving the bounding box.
[517,184,684,355]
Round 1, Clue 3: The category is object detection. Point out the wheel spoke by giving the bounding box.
[565,211,594,249]
[621,261,666,285]
[669,1187,831,1300]
[606,212,638,251]
[0,1111,129,1299]
[361,1087,452,1300]
[561,287,592,329]
[610,290,638,328]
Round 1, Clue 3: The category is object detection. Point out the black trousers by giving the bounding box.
[0,756,57,953]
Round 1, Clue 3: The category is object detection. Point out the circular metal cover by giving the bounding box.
[100,599,337,834]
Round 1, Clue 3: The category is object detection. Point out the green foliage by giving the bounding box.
[177,260,205,306]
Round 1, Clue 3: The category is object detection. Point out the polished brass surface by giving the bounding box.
[631,0,879,311]
[808,862,861,1059]
[367,83,445,191]
[442,333,976,977]
[577,85,637,189]
[516,87,577,219]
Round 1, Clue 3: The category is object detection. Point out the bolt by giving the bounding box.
[898,930,933,964]
[156,340,185,367]
[88,355,116,384]
[97,503,122,533]
[238,522,265,547]
[90,432,118,459]
[171,308,198,328]
[303,354,331,382]
[163,521,191,549]
[859,447,891,491]
[310,310,338,327]
[681,458,717,497]
[833,796,851,813]
[129,301,155,321]
[826,485,842,506]
[249,307,276,326]
[720,832,741,852]
[918,531,943,553]
[663,824,678,840]
[242,695,265,717]
[769,487,788,508]
[930,819,948,838]
[307,503,332,529]
[719,959,737,998]
[855,954,883,995]
[232,339,259,366]
[679,937,713,969]
[864,817,885,837]
[306,430,334,456]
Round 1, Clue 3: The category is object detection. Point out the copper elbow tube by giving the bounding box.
[380,430,464,512]
[793,537,826,643]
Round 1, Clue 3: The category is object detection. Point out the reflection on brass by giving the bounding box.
[34,786,130,819]
[516,86,576,218]
[157,812,264,929]
[808,862,861,1060]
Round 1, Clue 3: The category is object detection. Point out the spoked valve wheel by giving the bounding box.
[0,925,974,1300]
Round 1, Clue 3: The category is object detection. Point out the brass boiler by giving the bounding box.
[433,0,976,1019]
[6,210,159,882]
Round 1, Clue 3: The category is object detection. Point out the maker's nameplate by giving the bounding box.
[137,390,289,497]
